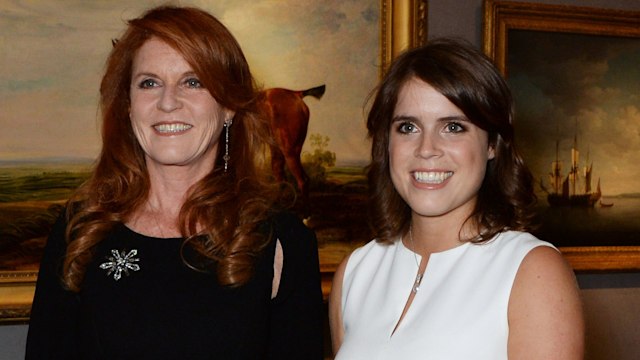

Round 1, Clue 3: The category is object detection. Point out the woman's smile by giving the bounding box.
[153,122,193,135]
[412,170,454,185]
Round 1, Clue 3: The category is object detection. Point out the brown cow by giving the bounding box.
[262,85,326,216]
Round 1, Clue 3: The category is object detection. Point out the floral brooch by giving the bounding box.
[99,249,141,281]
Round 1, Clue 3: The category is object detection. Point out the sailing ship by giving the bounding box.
[543,135,601,207]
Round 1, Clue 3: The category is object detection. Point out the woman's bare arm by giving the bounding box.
[508,246,584,359]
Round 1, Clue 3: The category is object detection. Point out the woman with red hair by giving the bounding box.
[26,6,323,359]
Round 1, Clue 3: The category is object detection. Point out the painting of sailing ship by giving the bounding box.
[541,136,602,208]
[507,30,640,248]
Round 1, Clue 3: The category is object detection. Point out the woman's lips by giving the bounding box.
[153,122,193,134]
[412,171,453,184]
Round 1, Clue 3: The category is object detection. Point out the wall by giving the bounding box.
[0,324,27,359]
[578,271,640,359]
[2,1,639,359]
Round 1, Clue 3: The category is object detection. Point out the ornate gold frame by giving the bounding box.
[0,271,36,323]
[380,0,428,76]
[0,0,428,323]
[483,0,640,272]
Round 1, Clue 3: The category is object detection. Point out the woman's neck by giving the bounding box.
[408,212,478,255]
[127,165,207,238]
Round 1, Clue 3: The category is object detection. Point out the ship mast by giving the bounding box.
[570,132,579,196]
[551,140,562,194]
[584,146,593,194]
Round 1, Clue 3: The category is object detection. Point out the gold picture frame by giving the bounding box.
[0,0,428,323]
[0,272,36,323]
[483,0,640,272]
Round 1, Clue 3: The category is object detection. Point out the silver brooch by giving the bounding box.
[99,249,141,281]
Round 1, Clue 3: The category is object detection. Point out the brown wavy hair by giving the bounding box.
[366,38,536,244]
[62,6,279,291]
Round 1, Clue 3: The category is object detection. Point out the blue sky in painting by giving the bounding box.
[0,0,378,165]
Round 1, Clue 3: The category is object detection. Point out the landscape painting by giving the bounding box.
[0,0,382,279]
[507,30,640,248]
[483,0,640,272]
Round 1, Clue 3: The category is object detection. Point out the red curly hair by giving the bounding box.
[63,6,279,292]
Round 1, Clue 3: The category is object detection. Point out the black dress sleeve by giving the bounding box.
[25,214,80,359]
[268,212,324,359]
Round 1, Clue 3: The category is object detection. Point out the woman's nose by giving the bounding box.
[157,86,183,112]
[415,132,443,159]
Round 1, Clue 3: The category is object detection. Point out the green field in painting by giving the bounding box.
[0,165,90,270]
[0,168,90,203]
[325,166,366,184]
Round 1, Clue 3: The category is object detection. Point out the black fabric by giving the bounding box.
[26,211,323,359]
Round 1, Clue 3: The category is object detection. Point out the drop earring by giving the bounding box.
[223,119,233,172]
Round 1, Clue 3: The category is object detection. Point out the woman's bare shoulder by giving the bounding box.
[508,246,584,359]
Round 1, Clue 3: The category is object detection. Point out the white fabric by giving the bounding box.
[336,231,554,360]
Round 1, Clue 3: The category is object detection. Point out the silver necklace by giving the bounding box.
[408,224,424,294]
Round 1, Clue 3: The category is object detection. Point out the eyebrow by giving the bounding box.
[437,115,470,123]
[391,115,416,122]
[391,114,469,123]
[131,71,198,79]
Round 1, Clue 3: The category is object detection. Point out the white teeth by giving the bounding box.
[413,171,453,184]
[154,123,192,133]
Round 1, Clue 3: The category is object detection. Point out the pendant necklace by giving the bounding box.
[408,224,424,294]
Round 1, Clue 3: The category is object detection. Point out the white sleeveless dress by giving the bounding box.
[336,231,554,360]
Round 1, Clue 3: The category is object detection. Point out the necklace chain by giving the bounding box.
[408,224,424,294]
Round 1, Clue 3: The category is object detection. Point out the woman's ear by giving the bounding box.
[488,143,496,160]
[225,109,236,123]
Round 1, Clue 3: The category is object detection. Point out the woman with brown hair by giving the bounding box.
[329,38,583,359]
[26,6,323,359]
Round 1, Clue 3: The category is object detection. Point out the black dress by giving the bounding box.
[26,212,324,359]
